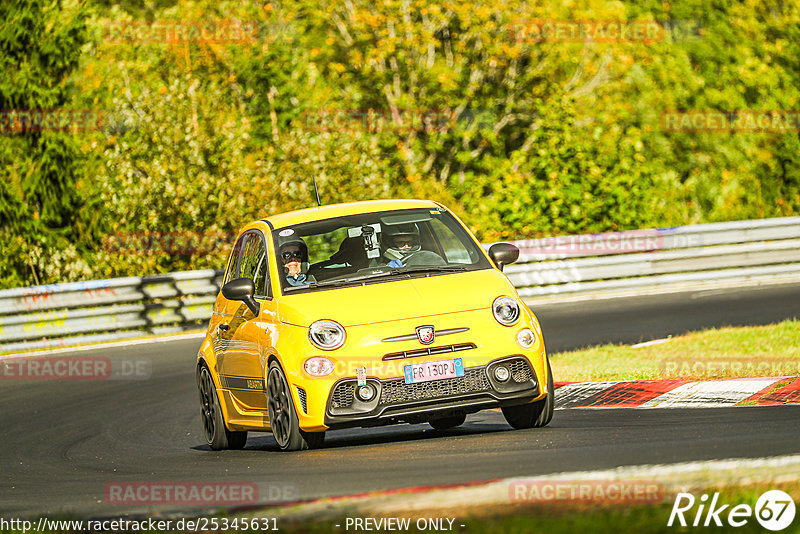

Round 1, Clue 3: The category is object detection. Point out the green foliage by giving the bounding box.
[1,0,799,288]
[0,0,92,288]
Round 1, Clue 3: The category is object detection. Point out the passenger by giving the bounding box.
[279,237,311,286]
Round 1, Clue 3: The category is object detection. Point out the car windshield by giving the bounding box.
[272,207,492,293]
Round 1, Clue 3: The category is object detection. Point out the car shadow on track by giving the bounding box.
[190,420,512,453]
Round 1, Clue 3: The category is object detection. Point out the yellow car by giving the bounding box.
[196,199,553,451]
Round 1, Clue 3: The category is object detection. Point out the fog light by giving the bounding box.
[516,328,536,349]
[356,384,375,401]
[494,366,510,382]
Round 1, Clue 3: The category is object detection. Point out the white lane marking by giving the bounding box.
[632,336,672,348]
[641,377,786,408]
[556,454,800,479]
[0,332,206,359]
[496,455,800,485]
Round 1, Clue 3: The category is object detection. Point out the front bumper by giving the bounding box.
[323,355,542,429]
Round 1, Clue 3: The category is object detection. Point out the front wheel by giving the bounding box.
[501,359,554,429]
[198,366,247,450]
[266,362,325,451]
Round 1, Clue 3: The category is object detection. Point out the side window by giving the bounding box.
[429,218,474,264]
[225,234,247,284]
[239,232,270,297]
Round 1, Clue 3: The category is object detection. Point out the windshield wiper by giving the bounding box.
[284,266,467,291]
[389,265,468,276]
[283,271,393,291]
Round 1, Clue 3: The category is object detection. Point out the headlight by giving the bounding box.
[516,328,536,349]
[308,320,346,350]
[304,357,335,376]
[492,297,520,326]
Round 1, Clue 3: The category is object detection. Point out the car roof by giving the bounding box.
[262,199,442,230]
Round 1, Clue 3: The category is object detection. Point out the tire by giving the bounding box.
[266,361,325,451]
[302,429,326,449]
[501,359,554,429]
[198,366,248,450]
[428,413,467,430]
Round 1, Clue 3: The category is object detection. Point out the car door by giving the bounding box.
[216,230,274,412]
[210,234,244,377]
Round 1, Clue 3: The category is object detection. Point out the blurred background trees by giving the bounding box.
[1,0,798,287]
[0,0,92,287]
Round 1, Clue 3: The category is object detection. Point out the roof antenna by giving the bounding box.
[313,175,322,207]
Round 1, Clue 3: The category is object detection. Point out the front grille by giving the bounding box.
[509,359,535,383]
[331,382,355,409]
[296,386,308,413]
[382,343,476,361]
[379,367,491,405]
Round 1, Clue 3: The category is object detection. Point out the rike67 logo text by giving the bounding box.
[668,490,796,531]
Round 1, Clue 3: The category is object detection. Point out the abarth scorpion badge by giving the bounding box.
[416,325,435,345]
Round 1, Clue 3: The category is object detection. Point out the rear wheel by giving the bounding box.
[198,366,247,450]
[502,359,554,429]
[428,413,466,430]
[266,361,325,451]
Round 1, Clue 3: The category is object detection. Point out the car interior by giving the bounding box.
[305,221,446,283]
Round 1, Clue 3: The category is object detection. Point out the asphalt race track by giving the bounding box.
[1,283,799,517]
[534,281,800,352]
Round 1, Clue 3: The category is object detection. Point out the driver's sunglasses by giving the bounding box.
[281,250,303,261]
[394,237,415,247]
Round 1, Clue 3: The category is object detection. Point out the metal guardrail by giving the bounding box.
[0,270,223,353]
[1,217,799,353]
[504,216,800,299]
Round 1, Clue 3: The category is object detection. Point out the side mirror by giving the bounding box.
[221,277,260,316]
[488,243,520,272]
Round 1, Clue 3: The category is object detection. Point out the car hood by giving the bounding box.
[277,268,516,327]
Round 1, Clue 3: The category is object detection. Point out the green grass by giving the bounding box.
[550,319,800,382]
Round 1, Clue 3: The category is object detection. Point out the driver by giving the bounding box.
[383,223,446,267]
[279,237,311,286]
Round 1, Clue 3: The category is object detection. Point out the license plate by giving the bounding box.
[404,358,464,384]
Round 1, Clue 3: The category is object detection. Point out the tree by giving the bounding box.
[0,0,91,287]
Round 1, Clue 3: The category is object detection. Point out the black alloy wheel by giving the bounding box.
[198,365,247,450]
[266,361,325,451]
